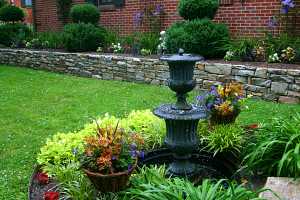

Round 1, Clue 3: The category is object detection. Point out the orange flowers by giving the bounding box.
[82,121,144,174]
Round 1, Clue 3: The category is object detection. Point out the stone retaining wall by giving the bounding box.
[1,49,300,104]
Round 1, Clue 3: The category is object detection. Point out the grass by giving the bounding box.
[0,65,299,199]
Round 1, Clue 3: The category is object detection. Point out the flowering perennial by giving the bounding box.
[197,82,244,117]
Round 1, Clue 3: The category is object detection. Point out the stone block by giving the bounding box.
[287,69,300,76]
[270,74,294,83]
[235,69,255,77]
[205,63,232,75]
[268,68,287,75]
[279,96,300,104]
[244,84,267,93]
[271,82,288,95]
[287,91,300,98]
[203,80,222,89]
[260,177,300,200]
[288,84,300,92]
[233,76,248,84]
[252,78,271,87]
[255,68,268,78]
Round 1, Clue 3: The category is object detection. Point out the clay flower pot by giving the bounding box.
[83,161,137,192]
[209,110,240,125]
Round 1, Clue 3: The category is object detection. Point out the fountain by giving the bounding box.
[152,49,206,176]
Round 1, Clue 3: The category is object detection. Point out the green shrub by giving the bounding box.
[31,31,64,49]
[124,110,165,149]
[178,0,219,20]
[0,5,25,22]
[138,32,160,55]
[70,4,100,25]
[200,124,244,156]
[242,115,300,178]
[63,23,106,52]
[165,19,229,58]
[0,23,31,47]
[0,0,7,8]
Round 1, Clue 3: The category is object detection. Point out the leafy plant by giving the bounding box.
[124,110,165,150]
[0,23,31,47]
[56,0,72,21]
[63,23,106,52]
[242,114,300,178]
[178,0,219,20]
[200,124,244,157]
[46,162,96,200]
[70,4,100,25]
[125,166,268,200]
[223,38,256,61]
[166,19,229,58]
[0,0,7,8]
[197,82,246,124]
[80,122,144,174]
[31,31,64,49]
[0,5,24,22]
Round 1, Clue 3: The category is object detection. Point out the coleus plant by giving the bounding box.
[80,121,144,174]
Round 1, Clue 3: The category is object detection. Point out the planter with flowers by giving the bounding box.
[197,82,246,125]
[79,122,144,192]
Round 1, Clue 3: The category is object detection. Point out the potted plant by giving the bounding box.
[197,82,245,125]
[80,122,144,192]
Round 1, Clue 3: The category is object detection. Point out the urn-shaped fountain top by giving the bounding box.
[160,49,204,63]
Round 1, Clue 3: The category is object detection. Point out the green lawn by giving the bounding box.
[0,65,299,199]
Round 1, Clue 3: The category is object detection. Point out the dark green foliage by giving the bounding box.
[63,23,106,52]
[0,23,31,47]
[0,0,7,8]
[223,38,257,61]
[165,19,229,58]
[70,4,100,25]
[243,115,300,178]
[56,0,72,20]
[0,5,25,22]
[126,166,268,200]
[32,31,64,49]
[178,0,219,20]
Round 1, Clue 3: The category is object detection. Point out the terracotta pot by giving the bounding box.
[209,110,240,125]
[83,161,137,192]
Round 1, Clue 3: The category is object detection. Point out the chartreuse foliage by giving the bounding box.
[37,110,165,175]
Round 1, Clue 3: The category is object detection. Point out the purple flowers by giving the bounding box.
[281,0,295,14]
[268,16,278,28]
[134,12,144,26]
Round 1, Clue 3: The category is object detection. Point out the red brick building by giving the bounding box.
[33,0,299,37]
[10,0,33,24]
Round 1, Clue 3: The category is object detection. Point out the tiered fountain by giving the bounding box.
[140,49,237,179]
[153,49,206,176]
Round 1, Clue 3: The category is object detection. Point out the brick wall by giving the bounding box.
[34,0,299,37]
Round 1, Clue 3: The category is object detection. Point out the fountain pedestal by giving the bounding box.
[153,49,206,177]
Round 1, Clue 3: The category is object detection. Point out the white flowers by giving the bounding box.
[268,53,280,63]
[111,43,123,53]
[157,30,167,55]
[224,51,234,61]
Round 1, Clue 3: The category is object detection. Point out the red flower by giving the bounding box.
[36,172,49,185]
[246,124,259,130]
[44,191,59,200]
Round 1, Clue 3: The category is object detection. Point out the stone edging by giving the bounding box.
[0,49,299,104]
